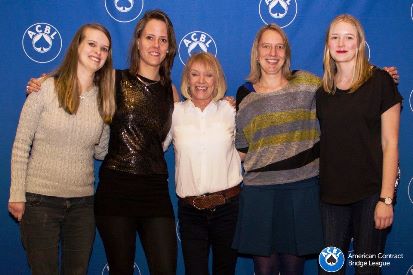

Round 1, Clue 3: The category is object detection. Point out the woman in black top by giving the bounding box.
[93,10,179,275]
[316,14,401,274]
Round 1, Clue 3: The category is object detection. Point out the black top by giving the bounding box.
[101,69,174,175]
[316,68,402,204]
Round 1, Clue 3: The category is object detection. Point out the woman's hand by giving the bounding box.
[224,96,236,108]
[383,66,399,84]
[8,202,25,222]
[374,202,393,229]
[26,73,47,94]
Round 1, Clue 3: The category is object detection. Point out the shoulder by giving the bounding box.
[236,82,254,110]
[290,70,321,87]
[217,100,236,115]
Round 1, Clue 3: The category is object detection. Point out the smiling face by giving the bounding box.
[257,29,286,76]
[328,21,359,65]
[137,19,169,72]
[188,61,216,107]
[77,28,110,75]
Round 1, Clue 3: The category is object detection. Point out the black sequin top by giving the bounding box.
[101,70,174,175]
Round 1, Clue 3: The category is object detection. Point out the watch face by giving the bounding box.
[385,197,392,205]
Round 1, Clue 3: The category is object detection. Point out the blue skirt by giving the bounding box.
[232,177,323,256]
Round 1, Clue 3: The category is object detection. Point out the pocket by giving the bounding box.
[25,193,43,207]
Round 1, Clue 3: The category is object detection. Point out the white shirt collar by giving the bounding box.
[183,99,218,114]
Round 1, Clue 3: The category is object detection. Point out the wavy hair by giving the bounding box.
[181,52,226,101]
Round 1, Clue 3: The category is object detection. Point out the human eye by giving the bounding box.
[101,46,109,53]
[88,41,96,47]
[160,38,168,44]
[145,35,154,40]
[276,44,285,50]
[261,43,270,49]
[190,71,199,77]
[330,35,338,40]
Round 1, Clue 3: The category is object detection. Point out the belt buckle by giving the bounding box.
[192,194,226,210]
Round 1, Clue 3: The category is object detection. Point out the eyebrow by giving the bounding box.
[87,39,109,48]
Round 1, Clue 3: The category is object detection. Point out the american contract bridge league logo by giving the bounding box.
[22,23,62,64]
[319,246,345,272]
[105,0,144,22]
[259,0,298,28]
[178,31,217,65]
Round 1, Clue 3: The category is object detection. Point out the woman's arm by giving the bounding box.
[94,124,110,160]
[9,80,48,220]
[374,103,400,229]
[172,84,180,102]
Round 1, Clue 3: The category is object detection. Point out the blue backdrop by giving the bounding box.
[1,1,412,274]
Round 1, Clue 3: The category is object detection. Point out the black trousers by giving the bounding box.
[95,215,177,275]
[178,196,239,275]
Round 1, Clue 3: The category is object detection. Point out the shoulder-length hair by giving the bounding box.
[181,52,227,101]
[247,24,292,83]
[322,14,372,93]
[128,9,177,85]
[51,23,115,123]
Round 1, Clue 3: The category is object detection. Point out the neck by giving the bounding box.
[255,72,288,93]
[192,99,212,111]
[77,67,95,94]
[335,61,356,89]
[137,61,161,81]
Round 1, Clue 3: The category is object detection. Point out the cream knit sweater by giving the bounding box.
[9,78,109,202]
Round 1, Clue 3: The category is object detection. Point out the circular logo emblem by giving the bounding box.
[319,246,345,272]
[409,89,413,112]
[411,3,413,21]
[365,41,371,61]
[406,264,413,275]
[105,0,144,23]
[178,31,218,65]
[408,177,413,204]
[22,23,62,64]
[102,262,141,274]
[259,0,298,28]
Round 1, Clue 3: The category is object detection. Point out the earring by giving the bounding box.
[166,50,169,54]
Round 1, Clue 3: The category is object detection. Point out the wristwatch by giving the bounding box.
[379,197,393,205]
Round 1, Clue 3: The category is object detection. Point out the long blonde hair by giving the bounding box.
[181,52,227,101]
[247,24,292,83]
[52,23,115,123]
[322,14,372,93]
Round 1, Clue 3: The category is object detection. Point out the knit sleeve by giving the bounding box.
[94,123,110,160]
[9,79,50,202]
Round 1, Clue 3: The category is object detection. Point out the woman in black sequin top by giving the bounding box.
[94,10,180,275]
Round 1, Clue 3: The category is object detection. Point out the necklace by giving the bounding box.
[136,74,159,93]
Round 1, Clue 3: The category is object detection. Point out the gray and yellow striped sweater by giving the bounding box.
[235,70,320,186]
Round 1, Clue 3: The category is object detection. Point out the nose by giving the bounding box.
[199,74,206,83]
[270,45,277,56]
[153,38,160,48]
[338,37,344,47]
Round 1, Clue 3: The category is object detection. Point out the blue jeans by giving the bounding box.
[320,193,389,275]
[178,196,239,275]
[20,193,95,275]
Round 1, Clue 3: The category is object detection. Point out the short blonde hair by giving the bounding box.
[181,52,227,101]
[322,14,372,93]
[247,24,292,83]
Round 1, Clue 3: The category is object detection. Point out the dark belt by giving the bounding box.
[181,185,241,210]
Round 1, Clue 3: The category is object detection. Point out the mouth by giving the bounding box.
[336,50,348,54]
[149,50,161,57]
[265,58,281,65]
[195,85,208,92]
[89,55,101,63]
